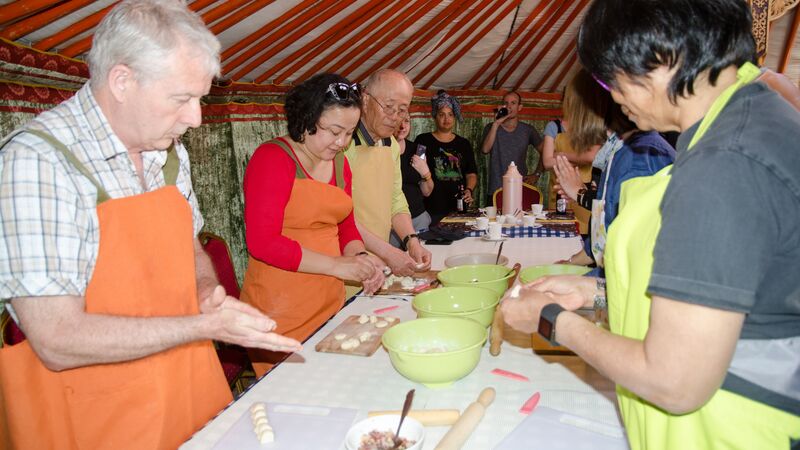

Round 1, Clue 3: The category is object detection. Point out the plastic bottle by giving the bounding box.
[501,162,522,216]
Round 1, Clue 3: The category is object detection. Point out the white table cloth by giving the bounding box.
[182,235,623,449]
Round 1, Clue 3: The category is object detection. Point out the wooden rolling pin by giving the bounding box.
[367,409,460,426]
[434,387,495,450]
[490,263,521,356]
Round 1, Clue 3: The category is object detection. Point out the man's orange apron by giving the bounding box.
[241,138,351,376]
[0,131,231,449]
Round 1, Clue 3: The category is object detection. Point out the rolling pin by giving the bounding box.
[490,263,521,356]
[434,387,495,450]
[367,409,460,426]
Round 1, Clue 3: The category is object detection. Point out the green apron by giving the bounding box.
[604,62,800,449]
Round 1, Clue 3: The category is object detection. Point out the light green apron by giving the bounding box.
[604,62,800,450]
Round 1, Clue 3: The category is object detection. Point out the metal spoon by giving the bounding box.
[392,389,415,449]
[494,241,505,265]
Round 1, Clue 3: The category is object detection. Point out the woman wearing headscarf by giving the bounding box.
[501,1,800,448]
[414,90,478,223]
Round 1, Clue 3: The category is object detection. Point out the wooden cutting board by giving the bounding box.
[376,270,439,295]
[315,314,400,356]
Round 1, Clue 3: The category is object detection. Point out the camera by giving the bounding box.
[495,107,509,120]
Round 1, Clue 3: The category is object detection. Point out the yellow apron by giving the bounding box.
[604,62,800,449]
[345,136,397,243]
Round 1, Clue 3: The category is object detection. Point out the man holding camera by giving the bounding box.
[481,91,543,199]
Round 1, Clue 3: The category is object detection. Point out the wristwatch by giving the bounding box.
[402,233,419,251]
[538,303,566,346]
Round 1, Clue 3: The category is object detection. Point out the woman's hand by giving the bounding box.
[553,154,583,201]
[360,254,386,295]
[410,155,429,178]
[331,255,376,285]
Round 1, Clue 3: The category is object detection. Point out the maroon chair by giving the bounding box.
[493,182,542,212]
[198,232,253,392]
[1,310,26,346]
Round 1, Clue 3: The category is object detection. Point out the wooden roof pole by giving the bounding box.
[476,0,564,89]
[493,0,570,89]
[337,1,440,81]
[420,0,522,89]
[318,0,430,81]
[548,50,578,93]
[1,0,96,40]
[290,0,408,84]
[779,6,800,73]
[358,0,466,80]
[461,0,548,89]
[32,2,118,52]
[238,0,351,82]
[224,0,334,78]
[412,0,498,86]
[221,0,316,63]
[512,0,588,91]
[201,0,252,25]
[59,0,240,58]
[210,0,276,35]
[0,0,60,25]
[532,38,575,92]
[264,0,391,84]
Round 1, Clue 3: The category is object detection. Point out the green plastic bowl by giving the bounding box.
[412,286,500,327]
[381,317,487,388]
[437,264,514,297]
[519,264,591,284]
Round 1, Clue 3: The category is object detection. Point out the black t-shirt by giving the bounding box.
[414,132,477,217]
[399,139,427,218]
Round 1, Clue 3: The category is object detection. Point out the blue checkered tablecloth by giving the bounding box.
[465,225,577,238]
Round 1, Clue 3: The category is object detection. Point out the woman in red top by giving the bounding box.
[241,74,385,375]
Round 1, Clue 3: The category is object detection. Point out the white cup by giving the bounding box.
[496,215,506,225]
[483,206,497,219]
[487,223,502,240]
[531,203,544,216]
[475,217,489,230]
[504,214,518,225]
[523,215,536,227]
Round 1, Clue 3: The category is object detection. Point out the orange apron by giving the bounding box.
[241,139,350,376]
[0,131,231,450]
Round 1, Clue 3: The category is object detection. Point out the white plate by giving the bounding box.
[481,235,508,242]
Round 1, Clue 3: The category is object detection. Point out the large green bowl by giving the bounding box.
[381,317,487,388]
[519,264,591,284]
[437,264,514,297]
[412,286,500,327]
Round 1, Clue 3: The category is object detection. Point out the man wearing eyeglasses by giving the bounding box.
[344,69,432,276]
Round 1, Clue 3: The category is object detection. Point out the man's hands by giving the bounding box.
[359,254,387,295]
[407,238,431,272]
[200,285,303,353]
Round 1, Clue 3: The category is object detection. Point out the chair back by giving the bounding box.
[1,309,26,346]
[199,232,241,299]
[493,183,542,211]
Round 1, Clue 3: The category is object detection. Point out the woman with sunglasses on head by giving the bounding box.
[501,1,800,448]
[241,73,384,375]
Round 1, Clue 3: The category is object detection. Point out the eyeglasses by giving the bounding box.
[592,73,612,92]
[326,82,361,101]
[365,92,409,119]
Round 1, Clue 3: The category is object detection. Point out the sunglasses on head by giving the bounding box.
[326,82,361,101]
[592,73,612,92]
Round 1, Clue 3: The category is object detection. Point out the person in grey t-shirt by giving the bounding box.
[481,91,543,198]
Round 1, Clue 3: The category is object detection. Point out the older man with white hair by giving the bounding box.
[345,69,432,276]
[0,1,301,448]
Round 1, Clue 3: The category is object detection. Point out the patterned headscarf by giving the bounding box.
[431,90,463,122]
